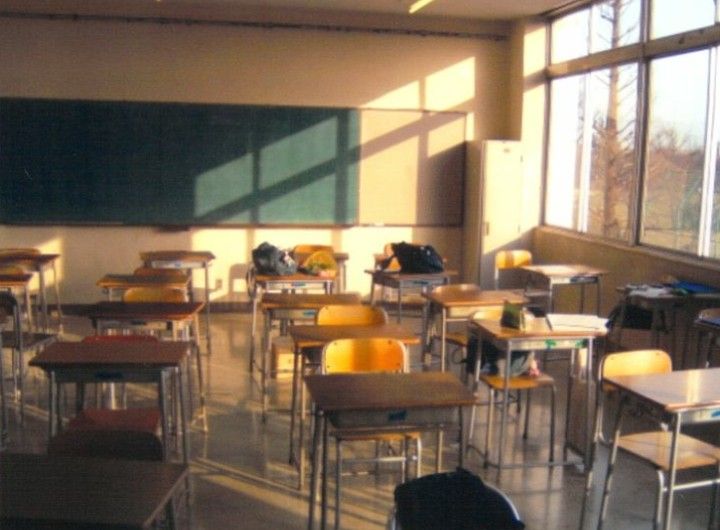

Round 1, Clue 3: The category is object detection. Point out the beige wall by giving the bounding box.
[0,13,514,303]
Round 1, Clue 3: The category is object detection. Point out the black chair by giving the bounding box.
[390,468,525,530]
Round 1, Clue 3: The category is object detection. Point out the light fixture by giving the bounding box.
[408,0,435,14]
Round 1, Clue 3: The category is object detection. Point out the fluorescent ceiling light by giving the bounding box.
[408,0,435,14]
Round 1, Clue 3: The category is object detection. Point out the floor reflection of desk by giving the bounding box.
[600,368,720,530]
[423,286,526,371]
[366,269,456,323]
[0,252,61,330]
[470,315,607,471]
[305,372,475,530]
[140,250,215,355]
[29,340,193,462]
[288,322,420,489]
[521,264,606,314]
[0,453,188,529]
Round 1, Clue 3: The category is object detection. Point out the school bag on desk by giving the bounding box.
[251,242,297,275]
[381,242,444,273]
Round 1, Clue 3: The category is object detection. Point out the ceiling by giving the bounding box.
[161,0,570,20]
[2,0,572,22]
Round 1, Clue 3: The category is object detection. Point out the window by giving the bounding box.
[546,0,720,260]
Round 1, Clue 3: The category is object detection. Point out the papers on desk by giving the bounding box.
[546,313,609,332]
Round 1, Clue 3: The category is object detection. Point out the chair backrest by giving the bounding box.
[600,349,672,380]
[122,286,188,303]
[322,337,408,374]
[82,334,159,343]
[316,304,388,326]
[494,250,533,289]
[47,429,164,461]
[0,248,40,257]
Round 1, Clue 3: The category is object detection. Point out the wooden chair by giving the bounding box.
[123,286,188,303]
[321,337,419,530]
[494,249,551,312]
[468,308,557,467]
[0,292,56,424]
[315,304,388,326]
[589,349,720,529]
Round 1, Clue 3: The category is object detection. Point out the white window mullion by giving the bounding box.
[699,47,719,256]
[578,73,594,232]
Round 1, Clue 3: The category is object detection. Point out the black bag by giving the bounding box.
[394,467,525,530]
[251,242,297,275]
[385,242,444,273]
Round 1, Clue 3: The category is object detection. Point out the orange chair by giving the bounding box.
[494,250,551,311]
[321,338,418,530]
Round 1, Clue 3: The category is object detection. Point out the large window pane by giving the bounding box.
[587,64,638,239]
[642,50,710,253]
[546,75,586,229]
[551,9,590,63]
[651,0,716,39]
[591,0,641,53]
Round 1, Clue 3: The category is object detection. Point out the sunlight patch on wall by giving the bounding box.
[195,155,254,218]
[424,58,475,110]
[362,81,420,110]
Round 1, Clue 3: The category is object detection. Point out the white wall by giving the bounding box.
[0,13,513,303]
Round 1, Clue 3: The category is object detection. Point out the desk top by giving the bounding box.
[30,340,190,370]
[261,292,361,310]
[423,286,526,308]
[365,269,458,281]
[140,250,215,264]
[522,264,607,279]
[0,253,59,267]
[97,273,191,290]
[0,453,188,529]
[0,272,33,287]
[471,314,608,340]
[305,372,474,412]
[86,301,205,321]
[604,368,720,413]
[288,323,420,348]
[255,273,337,284]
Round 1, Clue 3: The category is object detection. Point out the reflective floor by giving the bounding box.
[3,311,718,530]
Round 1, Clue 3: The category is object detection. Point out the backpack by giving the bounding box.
[382,242,444,274]
[251,242,297,275]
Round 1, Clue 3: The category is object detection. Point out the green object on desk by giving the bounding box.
[0,98,360,226]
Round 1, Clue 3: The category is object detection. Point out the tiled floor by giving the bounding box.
[3,310,718,529]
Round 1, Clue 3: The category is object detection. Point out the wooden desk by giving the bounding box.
[521,264,607,314]
[257,292,361,421]
[470,315,607,471]
[288,322,420,489]
[598,368,720,530]
[30,340,193,462]
[365,269,457,322]
[422,286,527,371]
[0,453,188,529]
[85,301,207,433]
[249,272,336,373]
[305,372,475,530]
[97,273,192,300]
[140,250,215,355]
[0,252,61,330]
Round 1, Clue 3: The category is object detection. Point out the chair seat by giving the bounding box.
[480,372,555,390]
[619,431,720,471]
[68,407,161,434]
[444,332,469,348]
[333,428,421,443]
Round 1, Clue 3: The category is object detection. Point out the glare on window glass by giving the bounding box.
[551,9,590,63]
[591,0,641,53]
[642,50,710,254]
[651,0,716,39]
[546,75,586,229]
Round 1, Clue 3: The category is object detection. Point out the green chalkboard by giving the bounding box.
[0,98,359,226]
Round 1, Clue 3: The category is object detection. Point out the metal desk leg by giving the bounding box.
[320,413,329,530]
[159,371,170,461]
[662,417,682,530]
[289,346,300,466]
[307,405,322,530]
[176,366,189,464]
[204,263,212,355]
[250,295,259,371]
[497,344,512,471]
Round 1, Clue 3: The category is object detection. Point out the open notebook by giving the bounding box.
[546,313,609,332]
